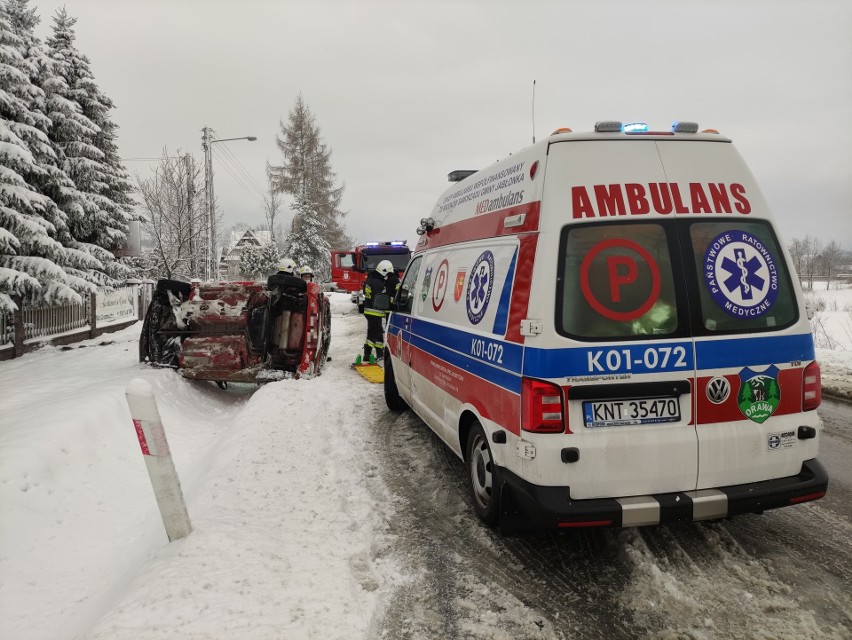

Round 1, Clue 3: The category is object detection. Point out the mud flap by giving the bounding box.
[497,475,539,535]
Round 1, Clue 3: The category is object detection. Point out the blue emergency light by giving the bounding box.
[623,122,649,133]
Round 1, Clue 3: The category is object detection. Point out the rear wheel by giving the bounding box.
[383,348,408,411]
[466,422,500,526]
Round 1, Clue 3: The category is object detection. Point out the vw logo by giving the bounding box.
[707,377,731,404]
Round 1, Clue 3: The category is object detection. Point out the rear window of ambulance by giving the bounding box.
[557,222,682,340]
[556,219,798,340]
[687,221,797,333]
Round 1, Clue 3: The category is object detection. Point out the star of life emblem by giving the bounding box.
[704,230,779,319]
[466,251,494,325]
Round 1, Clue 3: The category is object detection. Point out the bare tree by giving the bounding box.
[137,149,207,280]
[264,189,283,243]
[788,237,806,282]
[804,235,822,291]
[821,240,843,290]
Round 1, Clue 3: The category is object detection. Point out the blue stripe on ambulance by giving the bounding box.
[491,247,517,336]
[694,334,814,368]
[523,333,814,378]
[391,311,814,390]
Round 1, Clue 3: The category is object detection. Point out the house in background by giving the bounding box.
[220,229,272,280]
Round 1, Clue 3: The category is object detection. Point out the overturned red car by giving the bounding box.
[139,274,331,385]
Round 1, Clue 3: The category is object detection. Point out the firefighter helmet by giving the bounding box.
[277,258,296,275]
[376,260,393,277]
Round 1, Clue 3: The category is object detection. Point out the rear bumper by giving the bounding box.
[499,458,828,529]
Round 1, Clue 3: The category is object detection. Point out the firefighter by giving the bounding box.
[299,265,314,282]
[277,258,296,275]
[358,259,394,365]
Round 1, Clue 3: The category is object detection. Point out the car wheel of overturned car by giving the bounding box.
[466,421,500,526]
[140,279,190,366]
[383,348,408,412]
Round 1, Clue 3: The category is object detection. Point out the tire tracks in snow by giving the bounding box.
[368,411,635,640]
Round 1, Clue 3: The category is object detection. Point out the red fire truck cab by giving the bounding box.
[330,241,411,310]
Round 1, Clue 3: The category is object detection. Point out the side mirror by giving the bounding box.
[395,288,410,311]
[373,293,391,311]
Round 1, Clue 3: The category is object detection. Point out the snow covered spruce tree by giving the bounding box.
[0,2,88,312]
[238,241,280,281]
[267,93,351,262]
[286,193,331,281]
[44,8,132,282]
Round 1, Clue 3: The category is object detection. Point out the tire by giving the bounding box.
[357,302,365,315]
[155,278,192,300]
[466,421,501,526]
[383,348,408,412]
[140,297,180,367]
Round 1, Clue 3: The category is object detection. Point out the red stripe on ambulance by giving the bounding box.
[406,342,521,435]
[418,202,541,250]
[505,234,538,343]
[696,368,805,424]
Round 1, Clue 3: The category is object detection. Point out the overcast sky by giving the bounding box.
[32,0,852,249]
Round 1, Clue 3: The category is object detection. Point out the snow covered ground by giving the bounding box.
[805,281,852,400]
[0,294,403,640]
[1,286,851,640]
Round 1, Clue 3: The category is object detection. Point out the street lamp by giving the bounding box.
[201,126,257,281]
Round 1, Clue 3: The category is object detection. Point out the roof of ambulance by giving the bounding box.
[466,128,733,178]
[424,127,740,231]
[432,128,734,202]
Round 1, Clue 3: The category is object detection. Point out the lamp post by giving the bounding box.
[201,127,257,281]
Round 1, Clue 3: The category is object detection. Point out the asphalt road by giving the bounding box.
[368,399,852,640]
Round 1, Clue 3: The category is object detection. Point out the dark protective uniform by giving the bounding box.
[362,269,389,360]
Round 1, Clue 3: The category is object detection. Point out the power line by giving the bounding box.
[212,145,267,204]
[211,146,266,205]
[211,146,265,208]
[219,144,268,198]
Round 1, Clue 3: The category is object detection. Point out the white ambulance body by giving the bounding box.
[384,121,827,530]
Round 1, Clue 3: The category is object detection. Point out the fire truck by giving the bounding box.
[330,241,411,312]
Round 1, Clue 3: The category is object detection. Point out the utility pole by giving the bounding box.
[201,127,257,281]
[184,153,196,276]
[201,126,215,281]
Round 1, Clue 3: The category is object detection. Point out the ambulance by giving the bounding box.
[384,120,828,530]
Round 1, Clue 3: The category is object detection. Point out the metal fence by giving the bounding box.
[0,311,10,346]
[23,298,90,340]
[1,282,154,359]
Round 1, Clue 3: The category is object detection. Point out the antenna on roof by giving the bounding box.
[531,79,536,144]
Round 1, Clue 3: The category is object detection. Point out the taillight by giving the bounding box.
[522,378,565,433]
[802,361,821,411]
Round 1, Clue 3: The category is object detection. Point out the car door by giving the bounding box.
[388,256,422,400]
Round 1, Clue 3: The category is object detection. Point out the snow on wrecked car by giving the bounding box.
[139,274,331,385]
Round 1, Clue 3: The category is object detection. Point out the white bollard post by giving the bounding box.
[125,378,192,541]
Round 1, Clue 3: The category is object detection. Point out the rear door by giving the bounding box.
[543,139,701,499]
[657,140,814,489]
[681,219,810,488]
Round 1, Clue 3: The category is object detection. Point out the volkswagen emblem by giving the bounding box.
[707,377,731,404]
